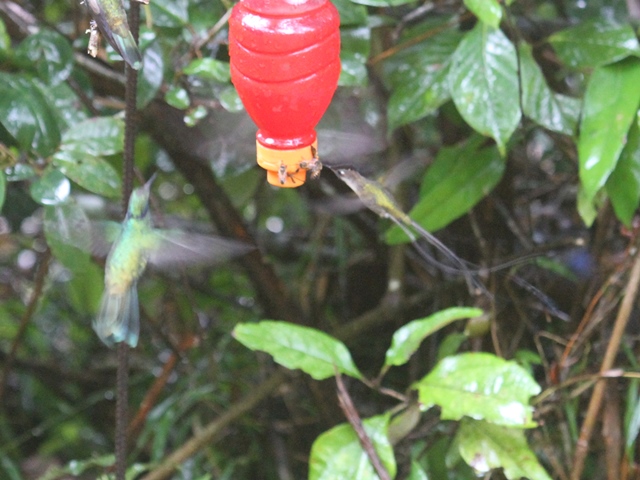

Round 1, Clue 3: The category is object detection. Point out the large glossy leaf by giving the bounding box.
[60,117,124,156]
[183,58,230,82]
[52,149,121,198]
[449,24,520,155]
[233,321,363,380]
[519,44,580,136]
[29,167,70,205]
[386,136,504,242]
[137,41,164,109]
[548,20,640,69]
[15,29,73,86]
[383,26,462,132]
[309,414,396,480]
[331,0,368,26]
[384,307,483,369]
[0,73,61,157]
[149,0,189,27]
[37,81,90,131]
[607,121,640,226]
[339,27,370,87]
[578,59,640,224]
[456,419,552,480]
[463,0,502,28]
[413,352,541,427]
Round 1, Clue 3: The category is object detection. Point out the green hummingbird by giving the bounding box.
[93,174,253,347]
[330,167,480,293]
[85,0,142,69]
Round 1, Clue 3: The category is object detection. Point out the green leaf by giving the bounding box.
[61,117,124,156]
[165,86,190,110]
[217,86,244,113]
[39,81,90,131]
[384,307,483,368]
[52,149,121,198]
[456,419,552,480]
[449,24,520,155]
[383,26,462,132]
[233,321,363,380]
[15,29,73,86]
[463,0,502,28]
[386,136,504,241]
[519,44,580,135]
[607,120,640,226]
[184,105,208,127]
[413,352,541,427]
[578,60,640,222]
[331,0,368,26]
[149,0,188,27]
[183,58,230,82]
[309,414,396,479]
[548,20,640,69]
[29,167,70,205]
[0,18,10,51]
[43,202,92,271]
[137,42,164,109]
[0,73,61,157]
[339,27,370,87]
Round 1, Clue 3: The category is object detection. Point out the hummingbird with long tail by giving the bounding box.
[93,174,253,347]
[85,0,143,69]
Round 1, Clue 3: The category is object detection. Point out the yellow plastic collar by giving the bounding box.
[256,140,318,188]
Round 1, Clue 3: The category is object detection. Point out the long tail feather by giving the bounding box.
[93,284,140,347]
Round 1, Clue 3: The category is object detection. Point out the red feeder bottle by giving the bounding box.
[228,0,341,188]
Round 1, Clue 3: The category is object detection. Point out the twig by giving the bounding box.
[0,248,51,403]
[335,371,390,480]
[139,370,287,480]
[571,251,640,479]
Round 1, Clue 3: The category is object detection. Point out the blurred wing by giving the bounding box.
[148,230,254,269]
[90,220,122,258]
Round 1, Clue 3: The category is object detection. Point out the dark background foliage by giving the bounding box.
[1,0,640,478]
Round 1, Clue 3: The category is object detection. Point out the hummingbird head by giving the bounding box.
[126,173,156,219]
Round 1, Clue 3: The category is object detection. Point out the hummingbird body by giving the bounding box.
[94,180,155,347]
[86,0,142,69]
[93,175,253,347]
[332,168,479,293]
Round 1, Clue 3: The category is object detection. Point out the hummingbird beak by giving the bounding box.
[144,172,158,190]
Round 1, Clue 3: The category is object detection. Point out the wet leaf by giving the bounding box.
[183,58,230,82]
[30,167,70,205]
[233,321,363,380]
[384,307,483,369]
[0,73,61,157]
[15,29,74,86]
[137,41,164,109]
[607,120,640,226]
[578,59,640,224]
[548,20,640,69]
[519,44,580,136]
[449,24,520,154]
[309,414,396,480]
[383,26,462,132]
[463,0,502,28]
[386,135,504,241]
[339,27,370,87]
[52,149,121,198]
[413,352,541,427]
[165,86,190,110]
[60,117,124,156]
[456,419,552,480]
[149,0,188,27]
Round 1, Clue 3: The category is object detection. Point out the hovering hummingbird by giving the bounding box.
[330,167,480,293]
[94,174,253,347]
[85,0,143,69]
